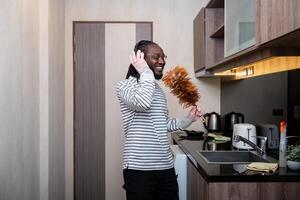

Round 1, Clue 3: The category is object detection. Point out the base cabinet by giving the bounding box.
[187,159,208,200]
[187,159,300,200]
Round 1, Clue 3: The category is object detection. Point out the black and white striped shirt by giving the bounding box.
[116,69,192,170]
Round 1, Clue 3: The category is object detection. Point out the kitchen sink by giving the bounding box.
[197,150,271,164]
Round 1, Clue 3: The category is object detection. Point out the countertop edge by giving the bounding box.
[171,131,300,182]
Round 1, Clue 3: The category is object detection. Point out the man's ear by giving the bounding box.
[144,56,151,65]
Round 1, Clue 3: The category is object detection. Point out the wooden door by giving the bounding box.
[74,23,106,200]
[73,22,152,200]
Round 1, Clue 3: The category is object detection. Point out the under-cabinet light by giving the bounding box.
[216,56,300,81]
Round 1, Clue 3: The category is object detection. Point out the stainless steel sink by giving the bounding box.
[197,150,271,164]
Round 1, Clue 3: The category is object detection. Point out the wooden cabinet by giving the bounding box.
[187,159,300,200]
[194,0,300,77]
[257,0,300,45]
[187,159,208,200]
[193,8,205,72]
[193,7,224,73]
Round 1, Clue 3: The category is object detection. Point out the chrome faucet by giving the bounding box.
[233,135,267,156]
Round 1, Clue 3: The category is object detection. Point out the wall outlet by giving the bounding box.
[272,109,283,116]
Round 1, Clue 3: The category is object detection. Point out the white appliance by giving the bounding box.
[232,123,257,149]
[170,145,187,200]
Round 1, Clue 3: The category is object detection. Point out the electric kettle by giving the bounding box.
[203,112,221,133]
[225,112,244,133]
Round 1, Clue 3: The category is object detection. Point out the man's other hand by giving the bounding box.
[187,106,203,122]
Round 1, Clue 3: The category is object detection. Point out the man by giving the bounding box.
[116,40,202,200]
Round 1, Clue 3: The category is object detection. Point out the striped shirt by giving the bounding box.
[116,69,192,170]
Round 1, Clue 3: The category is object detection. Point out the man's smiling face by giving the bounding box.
[144,44,166,80]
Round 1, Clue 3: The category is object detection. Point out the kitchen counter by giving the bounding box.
[172,131,300,182]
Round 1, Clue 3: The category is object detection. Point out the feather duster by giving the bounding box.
[162,66,200,108]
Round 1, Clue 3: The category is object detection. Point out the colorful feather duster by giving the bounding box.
[162,66,200,108]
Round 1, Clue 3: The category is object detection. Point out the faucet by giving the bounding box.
[233,135,267,156]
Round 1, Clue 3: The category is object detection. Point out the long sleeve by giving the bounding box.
[166,105,194,131]
[167,116,193,131]
[118,74,178,170]
[116,69,155,112]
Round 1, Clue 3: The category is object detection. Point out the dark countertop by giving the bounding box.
[172,131,300,182]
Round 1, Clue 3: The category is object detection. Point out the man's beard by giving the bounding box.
[149,66,164,80]
[153,73,163,80]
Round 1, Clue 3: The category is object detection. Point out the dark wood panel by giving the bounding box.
[209,181,300,200]
[194,8,206,72]
[206,0,224,8]
[258,182,300,200]
[261,28,300,48]
[136,22,153,42]
[187,160,208,200]
[74,23,105,200]
[210,182,258,200]
[210,24,224,38]
[194,7,224,72]
[257,0,300,45]
[205,8,224,69]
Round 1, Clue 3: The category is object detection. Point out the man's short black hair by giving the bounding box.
[126,40,157,80]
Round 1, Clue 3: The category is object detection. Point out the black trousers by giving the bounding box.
[123,168,179,200]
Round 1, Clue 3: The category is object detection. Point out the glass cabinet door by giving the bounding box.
[225,0,256,57]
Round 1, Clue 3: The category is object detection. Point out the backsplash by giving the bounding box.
[221,69,300,137]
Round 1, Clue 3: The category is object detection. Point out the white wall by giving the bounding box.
[65,0,219,199]
[0,0,65,199]
[49,0,66,199]
[0,1,40,199]
[41,0,66,199]
[39,1,49,199]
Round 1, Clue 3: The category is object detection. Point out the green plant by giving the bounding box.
[286,145,300,162]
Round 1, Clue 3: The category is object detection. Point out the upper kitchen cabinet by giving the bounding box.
[193,8,206,73]
[193,3,224,74]
[194,0,300,78]
[257,0,300,45]
[225,0,255,57]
